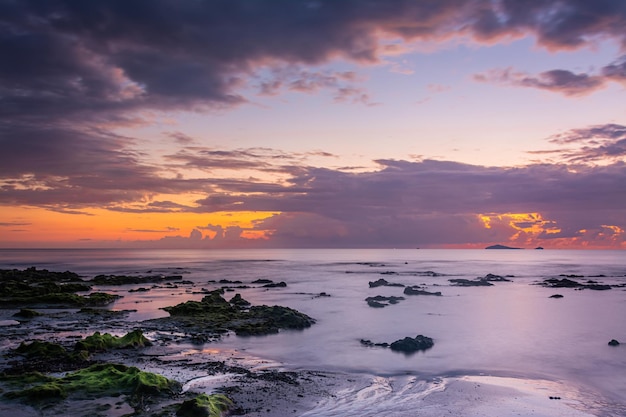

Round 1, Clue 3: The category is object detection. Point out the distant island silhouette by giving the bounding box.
[485,244,522,249]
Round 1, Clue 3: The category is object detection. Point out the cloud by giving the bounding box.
[188,157,626,247]
[2,0,626,122]
[474,68,606,96]
[544,124,626,163]
[126,227,179,233]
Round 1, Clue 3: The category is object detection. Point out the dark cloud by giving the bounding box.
[2,0,626,121]
[474,68,606,96]
[190,158,626,247]
[545,124,626,163]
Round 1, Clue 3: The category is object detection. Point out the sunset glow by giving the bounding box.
[1,1,625,249]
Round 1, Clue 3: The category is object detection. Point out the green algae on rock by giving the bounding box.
[176,393,233,417]
[0,267,121,307]
[3,363,181,403]
[160,290,315,337]
[74,330,152,352]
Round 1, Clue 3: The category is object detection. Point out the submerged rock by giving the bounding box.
[608,339,620,346]
[360,339,389,348]
[540,278,613,291]
[365,295,405,308]
[91,274,182,285]
[403,286,442,296]
[449,278,493,287]
[360,335,434,353]
[369,278,404,288]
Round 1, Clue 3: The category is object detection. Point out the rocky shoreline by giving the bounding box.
[0,267,346,416]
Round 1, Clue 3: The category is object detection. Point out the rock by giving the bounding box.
[540,278,581,288]
[403,286,442,296]
[176,393,233,417]
[91,274,182,285]
[540,278,613,291]
[365,295,405,308]
[449,278,493,287]
[262,281,287,288]
[608,339,620,346]
[13,308,42,318]
[251,279,273,284]
[360,339,389,348]
[389,335,434,353]
[549,294,564,299]
[368,278,404,288]
[482,273,511,282]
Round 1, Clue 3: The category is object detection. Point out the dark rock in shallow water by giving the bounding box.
[549,294,564,299]
[251,279,273,284]
[540,278,613,291]
[360,339,389,348]
[449,278,493,287]
[482,273,511,282]
[540,278,581,288]
[368,278,404,288]
[365,295,405,308]
[159,290,315,337]
[262,281,287,288]
[389,335,434,353]
[608,339,620,346]
[91,274,182,285]
[403,286,442,296]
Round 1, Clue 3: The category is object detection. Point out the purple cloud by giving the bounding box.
[474,68,606,96]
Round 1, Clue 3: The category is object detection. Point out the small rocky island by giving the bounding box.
[485,244,522,249]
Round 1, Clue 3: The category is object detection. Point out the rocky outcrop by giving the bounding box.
[540,278,613,291]
[360,335,434,353]
[390,335,434,353]
[449,278,493,287]
[368,278,404,288]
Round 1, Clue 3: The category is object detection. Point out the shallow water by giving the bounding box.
[1,248,625,415]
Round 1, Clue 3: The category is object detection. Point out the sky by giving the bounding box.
[1,0,626,249]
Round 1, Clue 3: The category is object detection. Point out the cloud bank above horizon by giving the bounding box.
[1,0,625,249]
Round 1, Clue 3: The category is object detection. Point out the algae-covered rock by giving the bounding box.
[3,363,181,403]
[15,340,69,360]
[159,291,315,337]
[176,393,233,417]
[234,305,315,336]
[74,330,152,352]
[64,363,180,396]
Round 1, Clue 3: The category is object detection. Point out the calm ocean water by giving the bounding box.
[1,248,625,415]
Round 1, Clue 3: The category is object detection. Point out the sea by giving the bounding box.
[1,248,625,416]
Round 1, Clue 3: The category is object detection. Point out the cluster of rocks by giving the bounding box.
[360,335,434,353]
[0,267,319,416]
[539,277,616,291]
